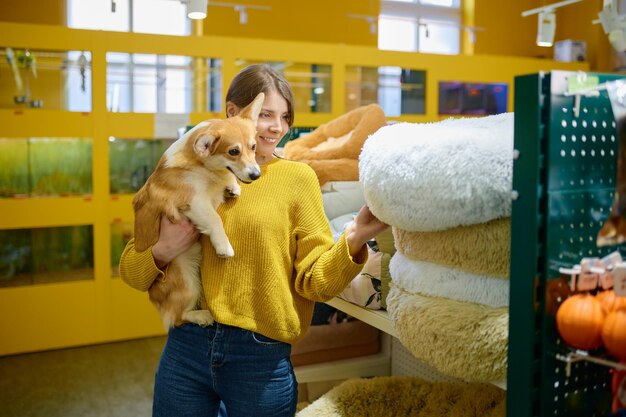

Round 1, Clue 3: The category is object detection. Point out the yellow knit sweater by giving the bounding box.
[119,158,367,344]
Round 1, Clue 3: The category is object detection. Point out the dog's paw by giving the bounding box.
[183,310,214,327]
[216,242,235,258]
[225,184,241,198]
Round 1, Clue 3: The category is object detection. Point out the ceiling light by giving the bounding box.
[521,0,583,47]
[537,11,556,47]
[187,0,207,19]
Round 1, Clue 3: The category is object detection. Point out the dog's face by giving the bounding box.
[189,93,264,183]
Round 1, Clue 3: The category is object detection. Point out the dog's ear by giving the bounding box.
[237,92,265,125]
[193,133,220,157]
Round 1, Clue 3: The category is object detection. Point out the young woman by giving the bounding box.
[119,64,388,417]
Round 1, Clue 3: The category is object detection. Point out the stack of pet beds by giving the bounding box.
[297,376,506,417]
[359,113,514,383]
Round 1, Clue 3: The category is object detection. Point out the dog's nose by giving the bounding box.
[249,169,261,181]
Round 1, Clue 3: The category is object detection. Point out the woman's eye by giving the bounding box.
[228,148,240,156]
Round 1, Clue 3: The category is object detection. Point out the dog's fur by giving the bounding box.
[132,93,264,328]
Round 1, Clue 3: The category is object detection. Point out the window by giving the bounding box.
[378,0,461,55]
[68,1,216,114]
[106,53,222,113]
[346,66,425,116]
[67,0,190,35]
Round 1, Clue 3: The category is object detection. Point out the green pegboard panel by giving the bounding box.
[508,71,625,417]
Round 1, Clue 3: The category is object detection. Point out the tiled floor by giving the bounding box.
[0,336,166,417]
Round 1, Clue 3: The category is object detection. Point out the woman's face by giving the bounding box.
[254,91,290,161]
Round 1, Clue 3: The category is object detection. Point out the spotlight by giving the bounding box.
[521,0,583,48]
[187,0,207,19]
[537,11,556,47]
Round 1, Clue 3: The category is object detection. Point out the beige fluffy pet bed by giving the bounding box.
[297,376,506,417]
[386,285,508,382]
[393,217,511,278]
[283,104,386,184]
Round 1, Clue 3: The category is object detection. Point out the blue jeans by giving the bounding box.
[153,323,298,417]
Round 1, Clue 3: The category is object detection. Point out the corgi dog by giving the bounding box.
[132,93,264,328]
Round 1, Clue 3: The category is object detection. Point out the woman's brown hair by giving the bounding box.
[225,64,295,127]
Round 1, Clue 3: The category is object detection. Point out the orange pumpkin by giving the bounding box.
[597,290,626,314]
[602,308,626,361]
[556,293,605,350]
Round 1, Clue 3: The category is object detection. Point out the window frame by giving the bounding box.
[378,0,462,54]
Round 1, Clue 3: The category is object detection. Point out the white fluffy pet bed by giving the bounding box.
[296,376,506,417]
[359,113,514,232]
[387,285,508,382]
[390,253,509,308]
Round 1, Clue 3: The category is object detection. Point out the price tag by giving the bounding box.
[613,264,626,297]
[599,272,614,290]
[577,272,599,291]
[567,73,599,94]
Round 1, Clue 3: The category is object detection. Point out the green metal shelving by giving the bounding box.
[508,71,625,417]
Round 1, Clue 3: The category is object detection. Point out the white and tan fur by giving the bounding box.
[132,93,264,328]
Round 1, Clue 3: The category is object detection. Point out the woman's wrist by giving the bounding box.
[346,228,367,261]
[151,244,170,269]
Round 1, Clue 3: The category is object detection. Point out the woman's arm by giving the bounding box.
[291,167,388,301]
[346,205,389,260]
[151,216,200,267]
[119,216,199,291]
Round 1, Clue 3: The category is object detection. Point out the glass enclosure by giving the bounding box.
[109,137,175,194]
[107,53,222,113]
[0,226,94,288]
[0,137,92,198]
[346,66,426,116]
[234,60,332,114]
[111,221,133,277]
[0,48,92,111]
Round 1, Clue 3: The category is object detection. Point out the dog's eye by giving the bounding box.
[228,148,240,156]
[251,144,256,151]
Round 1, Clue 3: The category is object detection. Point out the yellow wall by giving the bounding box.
[0,0,65,26]
[0,0,617,70]
[473,0,613,71]
[202,0,380,46]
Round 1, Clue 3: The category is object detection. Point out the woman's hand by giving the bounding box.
[346,205,389,259]
[151,216,200,268]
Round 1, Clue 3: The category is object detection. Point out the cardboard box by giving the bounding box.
[554,40,587,62]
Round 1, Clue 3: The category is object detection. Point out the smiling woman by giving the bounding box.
[225,64,295,164]
[119,63,389,416]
